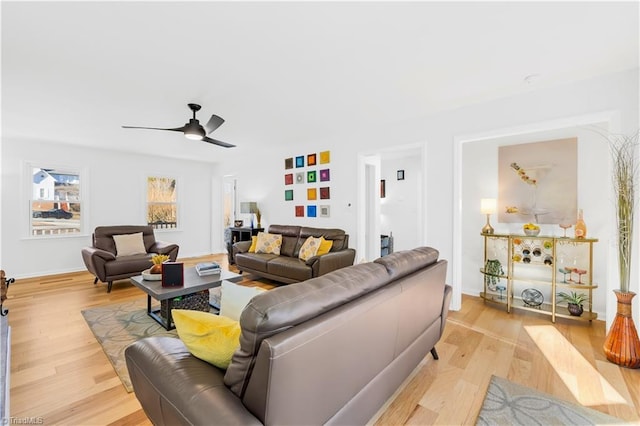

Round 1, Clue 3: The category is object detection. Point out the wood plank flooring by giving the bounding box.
[6,254,640,425]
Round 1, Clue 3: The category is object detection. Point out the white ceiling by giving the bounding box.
[2,1,638,163]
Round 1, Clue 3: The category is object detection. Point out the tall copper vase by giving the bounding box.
[603,290,640,369]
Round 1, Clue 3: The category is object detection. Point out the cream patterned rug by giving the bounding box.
[476,375,626,425]
[82,300,178,392]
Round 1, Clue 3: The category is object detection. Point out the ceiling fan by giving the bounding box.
[122,103,235,148]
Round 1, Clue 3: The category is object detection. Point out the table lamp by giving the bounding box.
[480,198,497,234]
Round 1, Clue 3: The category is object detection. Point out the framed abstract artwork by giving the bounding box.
[319,205,330,217]
[285,173,293,185]
[285,189,293,201]
[320,187,330,199]
[285,158,293,169]
[307,205,317,217]
[296,172,305,184]
[307,188,317,200]
[319,151,330,164]
[498,137,577,224]
[307,170,317,183]
[307,153,317,166]
[296,156,305,168]
[397,170,405,180]
[319,169,330,182]
[295,205,304,217]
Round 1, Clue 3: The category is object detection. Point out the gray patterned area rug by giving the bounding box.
[82,300,177,392]
[476,375,626,425]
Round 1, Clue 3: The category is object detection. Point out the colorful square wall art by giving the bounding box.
[319,151,330,164]
[320,187,330,199]
[285,158,293,169]
[307,170,317,183]
[307,205,317,217]
[307,188,317,200]
[285,173,293,185]
[307,153,317,166]
[295,206,304,217]
[285,189,294,201]
[320,169,330,182]
[296,172,305,184]
[295,156,305,168]
[319,205,330,217]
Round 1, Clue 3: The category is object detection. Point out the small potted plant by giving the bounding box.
[557,291,588,316]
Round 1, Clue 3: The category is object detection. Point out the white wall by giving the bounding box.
[380,155,421,252]
[2,139,219,278]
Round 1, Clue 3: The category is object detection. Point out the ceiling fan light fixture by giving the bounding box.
[184,129,204,140]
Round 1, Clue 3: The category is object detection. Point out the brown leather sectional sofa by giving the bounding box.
[125,246,452,425]
[81,225,179,292]
[233,224,356,283]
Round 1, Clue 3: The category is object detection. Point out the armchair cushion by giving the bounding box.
[113,232,147,257]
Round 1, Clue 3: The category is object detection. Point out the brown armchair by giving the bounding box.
[81,225,179,292]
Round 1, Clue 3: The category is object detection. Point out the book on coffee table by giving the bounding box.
[196,262,221,277]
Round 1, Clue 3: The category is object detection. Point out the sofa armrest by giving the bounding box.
[150,241,179,261]
[306,248,356,277]
[81,247,116,281]
[440,284,453,336]
[232,240,252,259]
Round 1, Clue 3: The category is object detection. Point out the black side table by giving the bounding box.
[227,227,264,264]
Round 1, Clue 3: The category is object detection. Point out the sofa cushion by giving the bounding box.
[267,256,313,282]
[172,309,241,370]
[113,232,146,257]
[298,236,321,261]
[267,225,301,257]
[374,246,439,281]
[104,253,153,276]
[94,225,157,254]
[235,253,278,273]
[255,232,282,255]
[297,227,348,254]
[224,261,391,397]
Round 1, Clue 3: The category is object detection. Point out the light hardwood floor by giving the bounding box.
[6,254,640,425]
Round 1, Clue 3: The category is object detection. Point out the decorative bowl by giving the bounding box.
[524,229,540,236]
[142,269,162,281]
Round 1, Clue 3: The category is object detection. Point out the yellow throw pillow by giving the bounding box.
[172,309,241,370]
[255,232,282,255]
[112,232,146,257]
[317,237,333,256]
[299,236,321,261]
[248,236,258,253]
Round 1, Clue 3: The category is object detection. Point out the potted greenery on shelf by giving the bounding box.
[557,291,588,317]
[601,130,640,368]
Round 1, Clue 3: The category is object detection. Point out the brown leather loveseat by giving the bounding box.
[81,225,179,292]
[232,224,356,283]
[125,247,451,425]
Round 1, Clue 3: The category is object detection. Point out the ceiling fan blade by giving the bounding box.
[204,115,225,134]
[202,136,236,148]
[122,125,186,132]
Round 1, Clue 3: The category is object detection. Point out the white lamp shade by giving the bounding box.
[480,198,497,214]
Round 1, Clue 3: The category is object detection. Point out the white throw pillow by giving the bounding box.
[113,232,146,257]
[219,281,265,321]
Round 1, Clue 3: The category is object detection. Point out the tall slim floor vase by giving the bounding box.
[603,290,640,369]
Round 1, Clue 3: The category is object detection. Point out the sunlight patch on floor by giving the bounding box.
[525,325,627,406]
